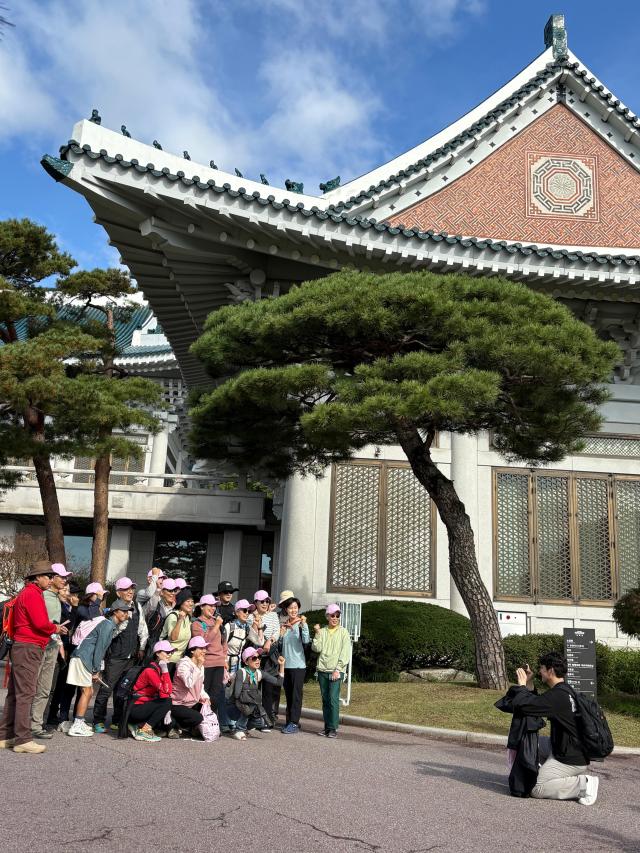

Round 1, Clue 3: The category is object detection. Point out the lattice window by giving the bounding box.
[579,435,640,458]
[576,478,612,600]
[72,436,148,486]
[495,472,530,597]
[329,462,434,595]
[536,476,572,600]
[615,479,640,595]
[495,469,637,604]
[385,467,432,592]
[330,464,380,590]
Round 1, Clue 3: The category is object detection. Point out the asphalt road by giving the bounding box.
[1,692,638,853]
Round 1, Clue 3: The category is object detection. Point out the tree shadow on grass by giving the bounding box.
[414,760,510,795]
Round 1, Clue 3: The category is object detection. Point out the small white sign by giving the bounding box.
[497,610,527,637]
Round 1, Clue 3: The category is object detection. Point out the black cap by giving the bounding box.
[217,581,239,594]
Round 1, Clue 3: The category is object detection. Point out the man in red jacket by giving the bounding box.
[0,561,69,754]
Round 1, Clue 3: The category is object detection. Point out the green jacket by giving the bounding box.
[312,625,352,673]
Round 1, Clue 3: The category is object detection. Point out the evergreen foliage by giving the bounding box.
[612,587,640,640]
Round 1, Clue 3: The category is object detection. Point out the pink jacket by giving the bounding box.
[171,657,209,707]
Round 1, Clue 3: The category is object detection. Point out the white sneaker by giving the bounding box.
[231,730,246,740]
[578,775,599,806]
[68,720,94,738]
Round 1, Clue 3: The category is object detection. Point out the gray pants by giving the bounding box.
[531,755,589,800]
[31,642,60,731]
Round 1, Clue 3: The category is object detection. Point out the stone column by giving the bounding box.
[106,525,132,583]
[149,424,170,485]
[275,474,315,608]
[449,433,480,616]
[220,529,242,589]
[203,532,223,591]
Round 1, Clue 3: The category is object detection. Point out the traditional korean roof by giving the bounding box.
[41,16,640,386]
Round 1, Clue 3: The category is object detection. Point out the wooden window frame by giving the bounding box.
[328,460,437,598]
[492,467,628,607]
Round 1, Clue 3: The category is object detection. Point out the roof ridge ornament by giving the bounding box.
[544,13,568,60]
[319,176,341,193]
[89,109,101,125]
[285,178,304,193]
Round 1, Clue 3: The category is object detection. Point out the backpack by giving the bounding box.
[0,596,17,660]
[563,684,614,761]
[71,615,106,647]
[115,662,153,739]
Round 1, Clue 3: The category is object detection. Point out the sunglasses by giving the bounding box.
[328,612,340,618]
[237,608,249,613]
[246,656,260,663]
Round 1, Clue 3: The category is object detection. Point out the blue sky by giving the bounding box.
[1,0,640,274]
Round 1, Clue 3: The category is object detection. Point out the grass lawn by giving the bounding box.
[302,681,640,748]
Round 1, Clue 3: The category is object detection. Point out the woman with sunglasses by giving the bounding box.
[231,646,285,740]
[312,604,352,739]
[224,599,264,677]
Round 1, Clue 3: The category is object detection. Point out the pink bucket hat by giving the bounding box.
[198,594,219,607]
[115,577,137,591]
[253,590,270,602]
[326,603,341,616]
[241,646,263,662]
[153,640,174,654]
[51,563,73,578]
[174,578,187,589]
[162,578,178,591]
[85,582,105,596]
[188,635,209,650]
[235,598,256,613]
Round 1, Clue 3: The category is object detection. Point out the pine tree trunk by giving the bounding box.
[91,452,111,585]
[395,424,508,689]
[32,454,66,564]
[25,406,66,565]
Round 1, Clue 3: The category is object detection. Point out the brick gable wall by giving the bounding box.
[388,105,640,249]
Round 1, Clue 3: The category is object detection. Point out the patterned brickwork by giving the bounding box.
[389,105,640,248]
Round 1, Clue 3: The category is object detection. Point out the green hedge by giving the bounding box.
[304,601,640,692]
[304,600,475,682]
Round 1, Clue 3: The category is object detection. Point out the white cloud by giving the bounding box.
[409,0,487,40]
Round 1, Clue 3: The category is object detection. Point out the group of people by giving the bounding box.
[0,561,352,753]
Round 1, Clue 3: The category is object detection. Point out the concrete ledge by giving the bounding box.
[298,707,640,755]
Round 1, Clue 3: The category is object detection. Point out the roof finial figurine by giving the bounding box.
[235,168,243,178]
[544,13,568,60]
[153,140,163,149]
[89,109,101,125]
[209,160,218,170]
[260,174,269,185]
[121,125,131,137]
[183,150,191,160]
[319,176,341,193]
[285,178,304,194]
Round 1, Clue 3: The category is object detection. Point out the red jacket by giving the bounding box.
[13,583,59,649]
[133,662,172,705]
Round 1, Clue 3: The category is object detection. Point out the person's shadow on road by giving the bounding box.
[414,760,510,795]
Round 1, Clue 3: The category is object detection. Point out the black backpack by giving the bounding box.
[563,684,614,761]
[115,663,154,739]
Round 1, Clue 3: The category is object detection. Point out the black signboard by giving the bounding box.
[564,628,597,699]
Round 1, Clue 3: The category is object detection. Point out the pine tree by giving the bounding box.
[55,269,163,584]
[0,219,75,561]
[189,270,620,689]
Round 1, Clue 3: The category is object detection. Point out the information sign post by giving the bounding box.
[563,627,597,699]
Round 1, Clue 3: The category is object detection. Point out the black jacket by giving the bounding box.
[108,606,140,660]
[495,686,546,797]
[510,682,589,766]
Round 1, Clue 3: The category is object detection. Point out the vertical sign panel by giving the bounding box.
[563,627,597,699]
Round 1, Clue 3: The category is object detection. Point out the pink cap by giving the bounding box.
[326,603,341,615]
[235,599,256,613]
[198,594,218,607]
[51,563,73,578]
[85,582,105,596]
[162,578,178,591]
[188,636,209,650]
[242,646,263,662]
[253,590,270,602]
[174,578,187,589]
[152,640,174,654]
[115,577,137,591]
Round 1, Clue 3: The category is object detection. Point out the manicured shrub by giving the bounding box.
[613,587,640,640]
[304,600,475,682]
[606,648,640,695]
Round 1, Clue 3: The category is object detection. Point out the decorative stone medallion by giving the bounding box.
[526,152,599,219]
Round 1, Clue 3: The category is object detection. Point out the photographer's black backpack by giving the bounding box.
[563,684,614,760]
